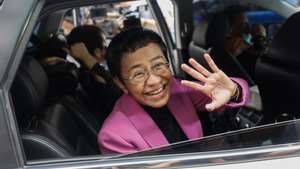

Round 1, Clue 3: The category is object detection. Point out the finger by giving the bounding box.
[189,58,211,77]
[181,80,205,92]
[204,53,220,73]
[205,100,223,112]
[181,64,207,83]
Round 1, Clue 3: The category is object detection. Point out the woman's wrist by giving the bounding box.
[230,82,240,101]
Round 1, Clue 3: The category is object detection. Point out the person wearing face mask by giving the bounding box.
[250,24,267,53]
[236,24,267,81]
[98,28,250,154]
[66,25,122,120]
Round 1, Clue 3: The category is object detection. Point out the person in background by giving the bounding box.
[38,35,80,96]
[98,28,250,154]
[250,24,267,54]
[237,24,267,81]
[66,25,122,120]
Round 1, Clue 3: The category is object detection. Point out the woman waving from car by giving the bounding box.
[98,28,250,154]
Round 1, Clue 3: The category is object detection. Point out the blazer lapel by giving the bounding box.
[167,79,203,139]
[120,95,169,148]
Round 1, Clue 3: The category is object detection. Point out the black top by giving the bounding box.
[80,63,122,120]
[143,105,188,144]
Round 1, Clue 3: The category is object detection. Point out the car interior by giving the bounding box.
[11,0,164,161]
[8,0,300,162]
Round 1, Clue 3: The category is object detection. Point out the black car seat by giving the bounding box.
[39,59,101,155]
[255,12,300,123]
[189,20,210,69]
[11,55,72,159]
[11,55,100,160]
[205,13,255,86]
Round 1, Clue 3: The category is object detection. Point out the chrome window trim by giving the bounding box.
[25,142,300,168]
[3,0,300,168]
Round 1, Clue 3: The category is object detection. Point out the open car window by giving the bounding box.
[7,0,300,168]
[60,1,159,40]
[123,119,300,157]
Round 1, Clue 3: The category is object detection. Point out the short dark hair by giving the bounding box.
[67,25,105,56]
[106,28,167,79]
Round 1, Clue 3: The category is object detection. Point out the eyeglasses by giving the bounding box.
[123,62,170,84]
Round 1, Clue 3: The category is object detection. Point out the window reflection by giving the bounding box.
[123,120,300,157]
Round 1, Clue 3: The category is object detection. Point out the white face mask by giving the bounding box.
[243,33,253,45]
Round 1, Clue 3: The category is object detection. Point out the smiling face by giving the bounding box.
[114,43,172,108]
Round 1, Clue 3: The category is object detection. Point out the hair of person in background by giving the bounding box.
[67,25,106,57]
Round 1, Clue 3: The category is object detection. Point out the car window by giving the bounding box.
[245,10,285,40]
[157,0,175,42]
[8,0,300,167]
[11,0,163,163]
[124,119,300,157]
[60,1,159,41]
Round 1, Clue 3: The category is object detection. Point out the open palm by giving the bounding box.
[181,54,237,111]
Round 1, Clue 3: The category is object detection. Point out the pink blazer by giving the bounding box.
[98,78,249,154]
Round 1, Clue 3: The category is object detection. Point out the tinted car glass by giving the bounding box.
[124,120,300,157]
[8,0,300,168]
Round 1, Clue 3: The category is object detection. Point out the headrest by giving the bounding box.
[11,56,48,129]
[192,22,208,47]
[42,57,79,95]
[41,34,67,59]
[267,12,300,68]
[205,13,230,48]
[188,42,209,70]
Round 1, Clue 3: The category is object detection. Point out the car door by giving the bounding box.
[18,120,300,169]
[3,0,300,168]
[0,0,43,168]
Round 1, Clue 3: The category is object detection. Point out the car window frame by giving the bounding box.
[5,0,300,168]
[0,0,45,168]
[147,0,188,79]
[24,120,300,168]
[24,139,300,168]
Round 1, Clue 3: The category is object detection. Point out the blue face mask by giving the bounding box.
[243,33,253,45]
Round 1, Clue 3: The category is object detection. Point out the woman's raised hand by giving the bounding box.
[181,53,238,111]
